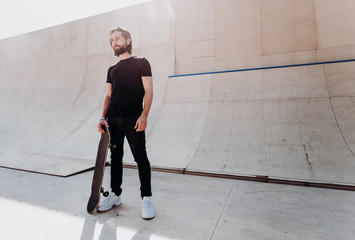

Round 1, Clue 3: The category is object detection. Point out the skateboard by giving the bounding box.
[87,124,110,214]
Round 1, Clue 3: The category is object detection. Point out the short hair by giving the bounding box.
[109,26,132,53]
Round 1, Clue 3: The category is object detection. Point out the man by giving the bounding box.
[96,26,155,220]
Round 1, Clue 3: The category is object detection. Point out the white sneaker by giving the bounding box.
[97,193,122,212]
[141,196,155,220]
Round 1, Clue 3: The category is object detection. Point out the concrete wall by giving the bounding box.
[175,0,355,74]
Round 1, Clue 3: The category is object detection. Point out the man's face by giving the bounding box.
[110,31,130,56]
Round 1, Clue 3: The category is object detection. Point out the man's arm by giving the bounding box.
[135,76,153,132]
[97,83,112,133]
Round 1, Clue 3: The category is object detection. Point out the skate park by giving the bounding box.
[1,0,355,239]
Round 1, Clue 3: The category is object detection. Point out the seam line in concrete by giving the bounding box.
[322,66,355,159]
[209,181,234,240]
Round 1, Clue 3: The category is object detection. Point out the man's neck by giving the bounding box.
[119,52,132,60]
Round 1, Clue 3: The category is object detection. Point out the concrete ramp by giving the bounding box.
[1,1,355,187]
[0,31,110,176]
[2,37,355,184]
[1,28,355,185]
[148,61,355,186]
[0,1,175,177]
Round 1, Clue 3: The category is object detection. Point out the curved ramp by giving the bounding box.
[149,61,355,186]
[1,13,355,186]
[0,0,176,176]
[0,11,175,176]
[1,29,355,185]
[0,32,111,176]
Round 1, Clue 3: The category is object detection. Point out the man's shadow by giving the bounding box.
[80,214,152,240]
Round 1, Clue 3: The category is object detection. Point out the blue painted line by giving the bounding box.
[168,59,355,78]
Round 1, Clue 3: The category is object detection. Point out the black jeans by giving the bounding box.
[107,116,152,198]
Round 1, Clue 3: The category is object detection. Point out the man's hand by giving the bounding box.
[97,119,109,133]
[134,115,147,132]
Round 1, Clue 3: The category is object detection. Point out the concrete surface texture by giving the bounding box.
[175,0,355,74]
[1,0,355,186]
[0,0,175,176]
[1,167,355,240]
[1,0,355,238]
[155,61,355,186]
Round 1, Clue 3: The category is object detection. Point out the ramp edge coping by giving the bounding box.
[169,59,355,78]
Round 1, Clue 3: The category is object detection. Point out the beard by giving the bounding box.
[114,44,130,57]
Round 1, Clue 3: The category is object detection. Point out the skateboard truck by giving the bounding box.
[101,187,109,197]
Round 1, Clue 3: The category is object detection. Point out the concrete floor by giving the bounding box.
[1,167,355,240]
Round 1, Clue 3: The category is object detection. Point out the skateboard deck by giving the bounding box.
[87,124,110,214]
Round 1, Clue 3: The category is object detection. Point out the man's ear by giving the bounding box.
[127,38,132,45]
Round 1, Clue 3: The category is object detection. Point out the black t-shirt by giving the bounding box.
[106,56,152,118]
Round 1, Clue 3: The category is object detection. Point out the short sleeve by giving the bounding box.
[139,58,152,77]
[106,66,113,83]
